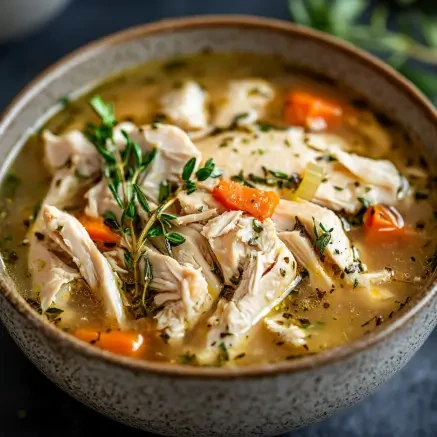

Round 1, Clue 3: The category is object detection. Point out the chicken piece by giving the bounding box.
[264,316,307,347]
[202,245,300,362]
[196,128,315,181]
[84,123,202,219]
[353,267,394,289]
[138,124,202,203]
[146,248,212,339]
[177,190,224,215]
[41,205,127,326]
[41,167,86,210]
[198,212,299,362]
[279,230,334,292]
[196,128,405,214]
[151,226,222,299]
[160,81,209,131]
[213,79,275,128]
[175,208,218,226]
[28,240,80,311]
[84,179,122,221]
[43,130,101,177]
[273,199,356,272]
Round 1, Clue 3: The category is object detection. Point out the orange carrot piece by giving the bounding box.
[212,179,280,221]
[363,204,404,233]
[284,90,345,129]
[73,329,146,358]
[78,216,120,244]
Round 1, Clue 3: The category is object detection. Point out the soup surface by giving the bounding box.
[1,53,436,367]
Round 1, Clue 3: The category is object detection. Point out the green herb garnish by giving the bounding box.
[312,218,333,256]
[253,219,264,233]
[86,96,217,319]
[179,353,197,365]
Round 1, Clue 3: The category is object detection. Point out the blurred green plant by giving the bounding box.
[288,0,437,103]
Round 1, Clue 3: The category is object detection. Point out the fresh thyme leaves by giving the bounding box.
[182,158,196,181]
[133,184,151,214]
[86,95,218,318]
[312,218,333,256]
[196,158,223,180]
[90,96,116,127]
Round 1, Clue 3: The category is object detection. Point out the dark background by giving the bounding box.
[1,1,437,436]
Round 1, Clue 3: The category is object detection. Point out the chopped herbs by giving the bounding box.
[218,342,229,366]
[252,219,263,233]
[357,197,370,208]
[312,218,333,256]
[179,353,197,365]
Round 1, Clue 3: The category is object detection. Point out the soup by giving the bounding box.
[1,53,436,367]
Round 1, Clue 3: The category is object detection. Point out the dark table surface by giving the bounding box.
[1,0,437,436]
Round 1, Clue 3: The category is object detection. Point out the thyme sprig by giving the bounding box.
[86,95,219,318]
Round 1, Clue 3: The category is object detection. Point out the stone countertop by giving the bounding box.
[0,0,436,435]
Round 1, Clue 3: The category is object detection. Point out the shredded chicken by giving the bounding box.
[279,230,334,292]
[264,316,307,347]
[213,79,275,128]
[196,128,406,213]
[41,205,127,326]
[146,247,212,339]
[138,124,202,203]
[198,212,299,362]
[29,241,80,311]
[160,81,209,130]
[43,130,101,177]
[273,199,356,272]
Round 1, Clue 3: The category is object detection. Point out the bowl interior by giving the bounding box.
[1,15,437,376]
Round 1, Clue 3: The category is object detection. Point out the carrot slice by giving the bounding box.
[212,179,280,221]
[73,329,145,358]
[78,215,120,244]
[284,90,345,129]
[363,204,404,233]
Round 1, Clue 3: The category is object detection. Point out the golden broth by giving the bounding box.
[1,53,436,366]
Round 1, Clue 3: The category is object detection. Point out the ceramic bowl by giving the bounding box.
[0,16,436,437]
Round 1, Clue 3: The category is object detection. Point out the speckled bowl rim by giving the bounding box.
[1,15,436,380]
